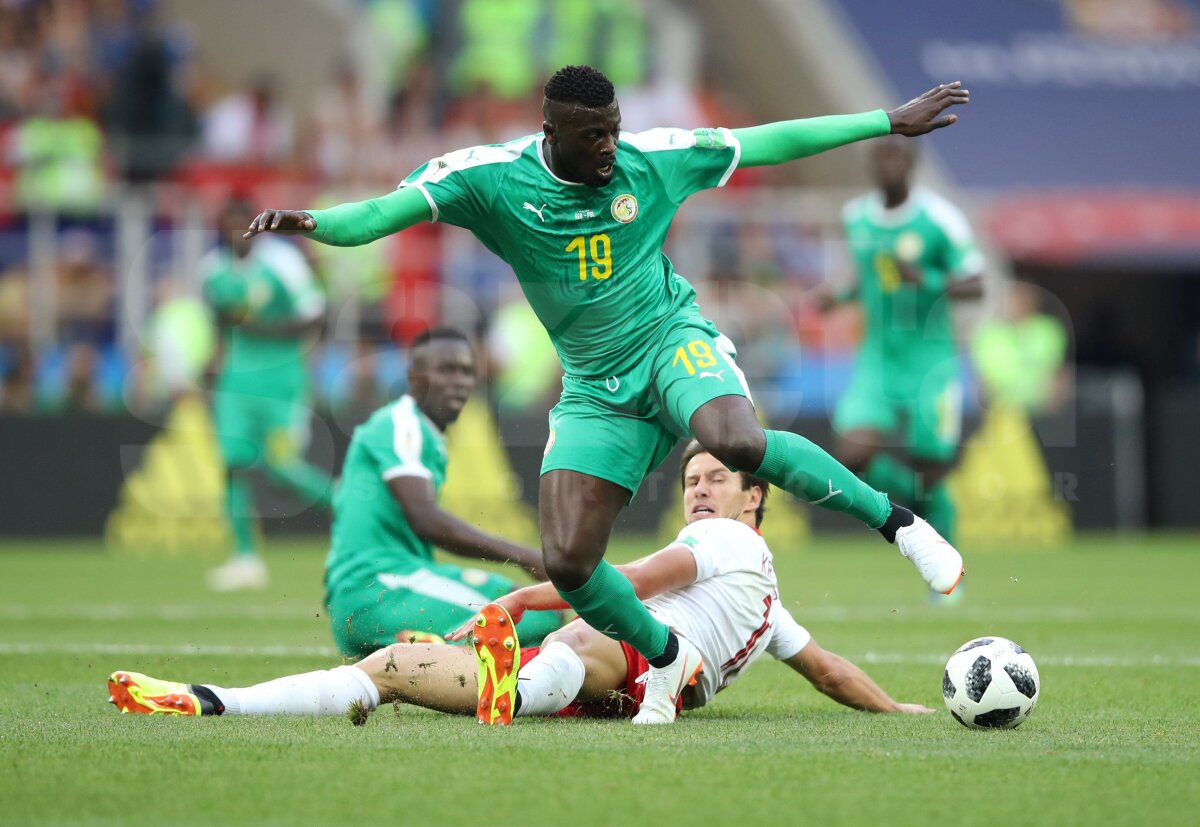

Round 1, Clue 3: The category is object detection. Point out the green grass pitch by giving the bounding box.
[1,535,1197,826]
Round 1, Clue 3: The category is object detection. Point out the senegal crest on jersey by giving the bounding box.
[611,193,638,223]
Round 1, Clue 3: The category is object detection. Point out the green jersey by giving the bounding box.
[401,128,740,377]
[202,236,325,393]
[325,394,448,591]
[841,187,983,372]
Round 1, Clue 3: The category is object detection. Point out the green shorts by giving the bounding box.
[327,561,563,658]
[213,384,312,469]
[542,314,751,495]
[833,353,963,462]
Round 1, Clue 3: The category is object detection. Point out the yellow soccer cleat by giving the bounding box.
[107,671,214,716]
[472,603,520,725]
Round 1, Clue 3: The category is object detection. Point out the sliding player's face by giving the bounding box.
[407,339,476,428]
[544,101,621,187]
[682,452,762,525]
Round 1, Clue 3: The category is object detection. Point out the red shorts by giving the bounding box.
[519,641,679,719]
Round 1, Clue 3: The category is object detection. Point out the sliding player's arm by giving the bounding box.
[387,475,547,581]
[244,186,432,247]
[446,543,698,641]
[769,606,934,714]
[733,82,969,168]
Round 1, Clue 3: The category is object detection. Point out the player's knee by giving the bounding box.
[543,620,589,652]
[695,429,765,472]
[542,548,595,592]
[541,532,600,590]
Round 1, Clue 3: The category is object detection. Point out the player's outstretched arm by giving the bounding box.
[244,187,432,247]
[387,476,547,580]
[783,640,935,714]
[734,82,969,168]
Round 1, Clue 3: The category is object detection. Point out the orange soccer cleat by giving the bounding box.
[471,603,520,725]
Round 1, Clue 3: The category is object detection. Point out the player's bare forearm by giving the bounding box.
[445,584,568,642]
[786,643,932,713]
[886,82,970,136]
[946,273,984,300]
[415,508,547,581]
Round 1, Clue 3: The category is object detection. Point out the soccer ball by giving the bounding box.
[942,636,1040,729]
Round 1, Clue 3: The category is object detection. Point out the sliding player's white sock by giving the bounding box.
[515,641,586,717]
[207,665,380,716]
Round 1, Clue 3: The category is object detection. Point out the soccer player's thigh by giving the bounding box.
[833,360,899,456]
[907,363,963,465]
[328,566,497,657]
[212,387,263,469]
[542,381,675,499]
[652,328,752,438]
[261,392,313,467]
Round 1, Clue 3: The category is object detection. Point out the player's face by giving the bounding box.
[408,340,476,427]
[871,139,914,191]
[544,102,621,187]
[682,452,761,525]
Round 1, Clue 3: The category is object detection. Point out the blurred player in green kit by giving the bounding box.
[203,200,335,591]
[827,137,984,546]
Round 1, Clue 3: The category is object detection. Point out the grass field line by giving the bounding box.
[5,602,1200,623]
[2,641,1199,668]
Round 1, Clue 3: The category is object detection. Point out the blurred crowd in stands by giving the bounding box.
[0,0,902,421]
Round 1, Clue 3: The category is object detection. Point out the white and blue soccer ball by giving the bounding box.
[943,636,1040,729]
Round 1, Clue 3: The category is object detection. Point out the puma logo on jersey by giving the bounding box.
[699,370,725,382]
[523,202,548,222]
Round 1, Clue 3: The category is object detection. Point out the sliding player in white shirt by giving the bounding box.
[107,442,933,724]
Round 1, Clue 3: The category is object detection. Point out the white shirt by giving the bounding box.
[644,518,812,708]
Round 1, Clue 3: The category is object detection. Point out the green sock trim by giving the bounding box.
[558,561,669,660]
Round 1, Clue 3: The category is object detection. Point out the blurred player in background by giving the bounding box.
[826,137,984,546]
[243,65,969,721]
[203,199,334,591]
[323,328,558,656]
[107,442,934,723]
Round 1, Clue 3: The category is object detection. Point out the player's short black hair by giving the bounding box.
[543,65,615,109]
[410,327,471,350]
[679,440,770,528]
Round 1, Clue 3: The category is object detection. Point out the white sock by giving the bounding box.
[515,641,586,717]
[207,665,380,716]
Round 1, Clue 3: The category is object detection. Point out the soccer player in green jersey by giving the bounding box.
[828,137,984,546]
[204,199,335,591]
[325,328,558,657]
[244,65,969,722]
